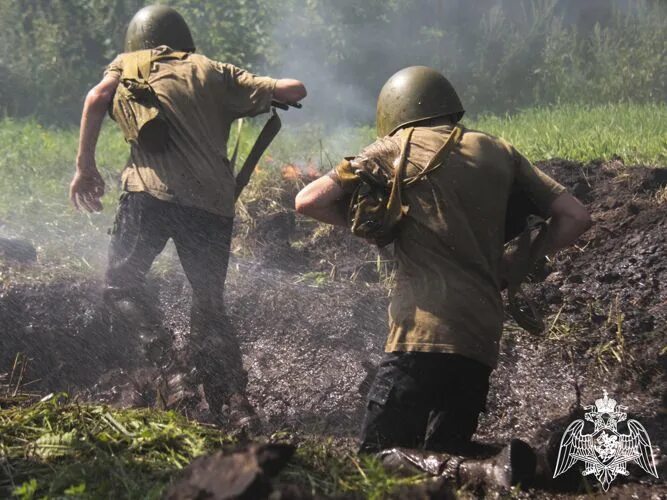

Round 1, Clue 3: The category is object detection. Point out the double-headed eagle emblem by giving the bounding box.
[553,391,658,491]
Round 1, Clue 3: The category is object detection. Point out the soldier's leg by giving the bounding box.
[422,354,492,453]
[105,192,171,365]
[359,352,431,453]
[171,208,247,414]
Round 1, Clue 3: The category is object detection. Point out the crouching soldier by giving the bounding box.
[70,5,306,427]
[295,66,590,487]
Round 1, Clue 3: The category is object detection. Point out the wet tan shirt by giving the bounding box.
[105,46,276,217]
[334,125,565,368]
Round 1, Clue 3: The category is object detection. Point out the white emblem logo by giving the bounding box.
[553,391,659,491]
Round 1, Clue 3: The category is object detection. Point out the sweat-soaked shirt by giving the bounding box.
[333,125,565,368]
[105,46,276,217]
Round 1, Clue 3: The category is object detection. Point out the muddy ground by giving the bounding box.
[1,160,665,497]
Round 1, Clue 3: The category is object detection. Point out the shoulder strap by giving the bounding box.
[506,216,549,335]
[235,108,282,201]
[118,50,152,82]
[383,127,414,225]
[119,50,189,82]
[404,125,463,186]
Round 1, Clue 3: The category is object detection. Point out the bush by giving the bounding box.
[0,1,664,124]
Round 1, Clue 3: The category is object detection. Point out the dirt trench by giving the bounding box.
[1,160,665,496]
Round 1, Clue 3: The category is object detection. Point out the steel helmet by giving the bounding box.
[376,66,464,137]
[124,5,195,53]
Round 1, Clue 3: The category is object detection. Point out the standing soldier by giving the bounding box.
[70,5,306,427]
[295,66,591,487]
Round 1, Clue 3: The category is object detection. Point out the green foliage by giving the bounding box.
[0,393,234,499]
[0,0,273,123]
[0,1,665,123]
[0,0,144,123]
[468,103,667,165]
[0,119,121,275]
[0,394,425,499]
[170,0,274,68]
[280,436,425,499]
[273,0,666,121]
[536,1,667,107]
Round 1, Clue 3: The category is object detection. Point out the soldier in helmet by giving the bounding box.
[295,66,591,485]
[70,5,306,426]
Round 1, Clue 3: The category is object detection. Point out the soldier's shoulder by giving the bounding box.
[108,52,125,64]
[355,135,401,164]
[462,127,516,156]
[185,52,215,67]
[105,53,125,76]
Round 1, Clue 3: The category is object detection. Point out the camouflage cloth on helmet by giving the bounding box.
[332,125,565,368]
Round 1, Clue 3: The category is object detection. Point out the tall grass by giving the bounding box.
[468,103,667,165]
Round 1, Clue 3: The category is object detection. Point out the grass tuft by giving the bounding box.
[0,393,234,499]
[0,393,429,499]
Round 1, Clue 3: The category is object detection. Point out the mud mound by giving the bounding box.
[1,160,665,496]
[536,159,666,333]
[478,160,666,491]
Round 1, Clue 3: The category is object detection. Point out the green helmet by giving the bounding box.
[124,5,195,53]
[376,66,464,137]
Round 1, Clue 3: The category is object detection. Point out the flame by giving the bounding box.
[281,164,300,181]
[281,161,321,182]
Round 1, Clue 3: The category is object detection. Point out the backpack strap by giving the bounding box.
[119,50,189,83]
[384,127,414,226]
[404,125,463,187]
[506,215,549,335]
[119,50,152,83]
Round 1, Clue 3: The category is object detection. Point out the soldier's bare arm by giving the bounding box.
[543,192,592,254]
[273,79,307,105]
[70,75,119,212]
[295,174,348,226]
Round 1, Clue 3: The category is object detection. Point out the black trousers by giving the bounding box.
[359,351,492,454]
[105,192,246,403]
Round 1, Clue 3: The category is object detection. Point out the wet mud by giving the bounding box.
[1,160,665,497]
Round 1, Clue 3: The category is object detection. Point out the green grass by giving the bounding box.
[0,393,425,499]
[0,102,664,276]
[468,103,667,165]
[0,393,234,499]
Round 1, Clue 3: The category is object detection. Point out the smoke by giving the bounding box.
[267,0,666,130]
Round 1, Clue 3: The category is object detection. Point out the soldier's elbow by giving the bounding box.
[567,205,592,237]
[294,189,312,215]
[86,82,116,109]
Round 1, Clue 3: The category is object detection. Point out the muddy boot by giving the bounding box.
[378,448,466,478]
[115,299,170,364]
[159,366,199,411]
[107,295,172,368]
[379,439,536,490]
[458,439,536,489]
[220,393,262,435]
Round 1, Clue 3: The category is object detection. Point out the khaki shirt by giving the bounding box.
[334,125,565,368]
[105,46,276,217]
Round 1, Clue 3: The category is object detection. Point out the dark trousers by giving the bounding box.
[359,352,492,454]
[105,192,246,403]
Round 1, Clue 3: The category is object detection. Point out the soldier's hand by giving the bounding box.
[69,167,105,212]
